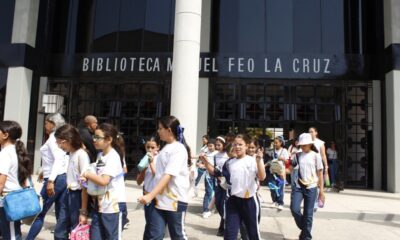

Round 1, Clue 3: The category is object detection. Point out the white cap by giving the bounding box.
[298,133,314,146]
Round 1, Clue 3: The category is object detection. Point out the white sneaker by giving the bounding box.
[270,202,277,208]
[202,211,212,218]
[277,205,284,211]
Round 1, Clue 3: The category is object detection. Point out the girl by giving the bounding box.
[0,121,33,240]
[27,113,68,240]
[290,133,325,240]
[54,124,90,239]
[269,136,289,211]
[222,134,266,240]
[138,116,191,240]
[136,136,160,239]
[201,138,218,218]
[194,135,209,197]
[326,141,338,186]
[200,136,229,236]
[247,137,259,157]
[82,123,126,240]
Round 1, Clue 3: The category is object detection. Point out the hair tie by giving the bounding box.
[16,138,21,142]
[177,125,184,143]
[216,136,226,143]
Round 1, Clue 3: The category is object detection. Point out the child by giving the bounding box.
[200,136,229,236]
[201,138,218,218]
[0,121,33,240]
[136,136,160,239]
[221,134,266,240]
[54,124,90,238]
[82,123,126,240]
[138,116,191,239]
[290,133,325,240]
[269,136,289,211]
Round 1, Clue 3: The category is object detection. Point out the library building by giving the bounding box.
[1,0,400,192]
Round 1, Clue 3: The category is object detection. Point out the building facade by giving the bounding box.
[1,0,399,192]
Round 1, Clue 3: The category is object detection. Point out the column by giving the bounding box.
[384,0,400,192]
[372,80,382,190]
[170,0,203,150]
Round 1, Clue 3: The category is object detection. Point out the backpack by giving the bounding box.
[70,224,90,240]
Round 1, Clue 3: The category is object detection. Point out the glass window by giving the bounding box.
[243,84,264,102]
[215,83,236,101]
[321,0,345,53]
[92,0,120,52]
[0,1,15,44]
[118,0,146,52]
[0,68,7,120]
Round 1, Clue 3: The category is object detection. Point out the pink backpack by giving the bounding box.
[70,224,90,240]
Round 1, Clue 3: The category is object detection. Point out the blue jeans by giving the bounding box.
[290,186,318,240]
[26,173,67,240]
[269,174,284,205]
[195,168,205,186]
[0,207,22,240]
[143,200,155,239]
[328,159,338,185]
[147,202,188,240]
[90,211,121,240]
[203,174,215,212]
[55,189,82,240]
[118,202,128,228]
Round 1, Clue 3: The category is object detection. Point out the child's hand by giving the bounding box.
[138,194,152,205]
[256,148,264,161]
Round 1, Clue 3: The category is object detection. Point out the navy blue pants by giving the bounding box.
[143,200,155,239]
[0,207,22,240]
[147,202,188,240]
[290,187,318,240]
[26,174,67,240]
[90,211,121,240]
[55,189,82,240]
[215,186,226,231]
[224,195,261,240]
[118,202,128,228]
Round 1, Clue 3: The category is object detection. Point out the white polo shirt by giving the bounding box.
[154,141,189,211]
[40,133,68,181]
[67,148,90,190]
[144,155,158,193]
[296,151,324,189]
[227,155,258,199]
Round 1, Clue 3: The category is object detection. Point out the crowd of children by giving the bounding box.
[0,114,333,240]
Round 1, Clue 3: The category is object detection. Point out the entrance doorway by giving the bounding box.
[208,79,372,188]
[47,77,171,174]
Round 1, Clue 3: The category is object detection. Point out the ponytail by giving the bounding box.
[0,121,33,186]
[15,140,33,186]
[98,123,125,168]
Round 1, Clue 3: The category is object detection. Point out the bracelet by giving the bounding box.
[79,209,88,216]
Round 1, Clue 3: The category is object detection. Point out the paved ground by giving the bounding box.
[22,179,400,240]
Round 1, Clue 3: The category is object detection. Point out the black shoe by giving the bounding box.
[216,229,224,237]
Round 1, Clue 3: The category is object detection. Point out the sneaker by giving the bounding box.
[270,202,277,208]
[123,219,130,229]
[216,228,224,237]
[277,205,284,211]
[202,211,212,218]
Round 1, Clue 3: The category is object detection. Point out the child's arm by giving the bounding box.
[138,174,172,204]
[256,148,266,181]
[199,153,215,175]
[136,168,146,185]
[84,171,111,186]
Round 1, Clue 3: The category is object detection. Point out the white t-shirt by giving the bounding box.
[326,148,337,160]
[40,133,68,181]
[144,155,158,193]
[295,151,323,189]
[226,155,258,198]
[0,145,22,193]
[95,148,125,213]
[314,138,325,154]
[154,142,189,212]
[67,149,90,191]
[214,151,229,170]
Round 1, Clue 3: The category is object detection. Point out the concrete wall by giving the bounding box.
[11,0,39,47]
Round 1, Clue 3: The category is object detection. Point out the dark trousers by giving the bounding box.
[143,200,155,239]
[290,186,318,240]
[0,207,22,240]
[26,174,67,240]
[224,196,261,240]
[90,211,121,240]
[215,186,226,231]
[55,189,82,240]
[147,202,188,240]
[118,202,128,228]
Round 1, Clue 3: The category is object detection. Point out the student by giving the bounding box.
[326,141,338,186]
[290,133,325,240]
[222,134,266,240]
[269,136,289,211]
[200,136,229,236]
[136,136,160,239]
[27,113,68,240]
[82,123,126,240]
[194,135,209,197]
[0,121,33,240]
[201,138,218,218]
[54,124,90,239]
[138,116,191,240]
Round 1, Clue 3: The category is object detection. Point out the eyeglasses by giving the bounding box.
[93,135,105,141]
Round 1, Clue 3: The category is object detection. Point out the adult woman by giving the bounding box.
[0,121,33,240]
[327,141,338,186]
[27,113,68,240]
[290,133,325,240]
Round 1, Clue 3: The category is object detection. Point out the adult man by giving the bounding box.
[79,115,98,163]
